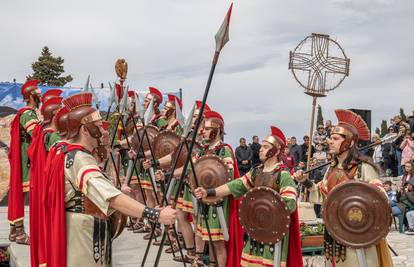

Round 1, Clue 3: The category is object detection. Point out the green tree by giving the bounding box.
[380,120,388,137]
[27,46,73,86]
[316,105,324,128]
[375,127,381,136]
[400,108,407,122]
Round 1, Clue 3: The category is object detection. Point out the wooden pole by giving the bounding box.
[306,96,317,170]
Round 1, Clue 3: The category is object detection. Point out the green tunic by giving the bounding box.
[196,141,235,241]
[44,131,60,152]
[226,164,297,266]
[19,108,39,191]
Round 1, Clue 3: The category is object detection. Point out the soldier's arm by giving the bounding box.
[361,163,386,195]
[279,171,297,213]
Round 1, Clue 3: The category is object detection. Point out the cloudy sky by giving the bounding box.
[0,0,413,146]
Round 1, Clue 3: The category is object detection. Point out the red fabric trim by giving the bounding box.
[79,168,101,191]
[24,120,37,130]
[27,124,49,267]
[241,256,274,267]
[8,107,31,223]
[43,143,84,267]
[224,144,244,267]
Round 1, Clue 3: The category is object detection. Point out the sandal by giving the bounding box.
[209,261,217,267]
[134,224,151,234]
[173,248,196,263]
[189,253,204,267]
[153,239,170,246]
[15,225,30,245]
[165,240,179,254]
[8,225,16,242]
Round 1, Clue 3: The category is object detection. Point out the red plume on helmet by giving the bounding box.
[115,83,123,102]
[271,126,286,147]
[334,109,370,141]
[41,97,62,125]
[21,80,40,99]
[195,100,211,112]
[204,110,224,126]
[41,89,63,104]
[168,94,182,109]
[128,90,137,99]
[54,106,70,136]
[148,87,163,103]
[62,92,101,139]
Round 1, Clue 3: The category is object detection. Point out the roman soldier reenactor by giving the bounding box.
[27,90,62,267]
[294,109,394,267]
[42,92,177,267]
[195,126,303,267]
[160,94,183,135]
[8,80,41,245]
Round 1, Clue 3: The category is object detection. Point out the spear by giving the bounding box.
[150,3,234,267]
[105,82,116,121]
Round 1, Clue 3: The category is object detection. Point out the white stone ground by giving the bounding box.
[0,207,412,267]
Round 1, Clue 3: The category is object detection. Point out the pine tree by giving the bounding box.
[380,120,388,137]
[316,105,324,128]
[400,108,407,122]
[27,46,73,86]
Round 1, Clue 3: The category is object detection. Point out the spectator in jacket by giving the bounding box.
[401,130,414,167]
[383,126,398,176]
[301,135,315,163]
[313,124,327,149]
[250,135,261,167]
[289,136,302,165]
[372,134,384,170]
[313,143,327,165]
[401,161,414,188]
[395,124,409,176]
[235,137,253,175]
[397,180,414,234]
[384,180,402,216]
[281,147,295,171]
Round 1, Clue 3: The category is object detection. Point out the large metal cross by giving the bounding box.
[289,33,350,97]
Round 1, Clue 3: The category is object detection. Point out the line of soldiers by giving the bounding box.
[7,79,394,267]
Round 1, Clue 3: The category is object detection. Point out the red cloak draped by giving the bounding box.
[8,107,31,224]
[27,125,53,267]
[43,143,81,267]
[286,209,303,267]
[224,144,244,267]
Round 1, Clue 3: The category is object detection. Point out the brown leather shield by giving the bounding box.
[109,211,128,240]
[153,131,180,169]
[323,180,392,248]
[239,186,290,244]
[172,140,202,169]
[189,155,229,205]
[131,125,159,152]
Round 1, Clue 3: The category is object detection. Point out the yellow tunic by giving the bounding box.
[64,150,121,267]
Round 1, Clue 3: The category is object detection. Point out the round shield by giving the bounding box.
[323,180,392,248]
[153,131,180,169]
[109,211,128,241]
[172,140,202,169]
[239,186,290,244]
[189,155,229,205]
[131,125,159,152]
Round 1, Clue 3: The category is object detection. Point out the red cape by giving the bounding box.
[43,142,81,267]
[224,144,244,267]
[286,209,303,267]
[8,107,32,223]
[27,125,53,267]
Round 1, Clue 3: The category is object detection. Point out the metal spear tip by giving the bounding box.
[214,2,233,53]
[182,103,196,138]
[136,94,144,117]
[144,97,154,125]
[175,97,185,126]
[83,75,91,92]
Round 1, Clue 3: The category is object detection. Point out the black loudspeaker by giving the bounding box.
[349,108,372,150]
